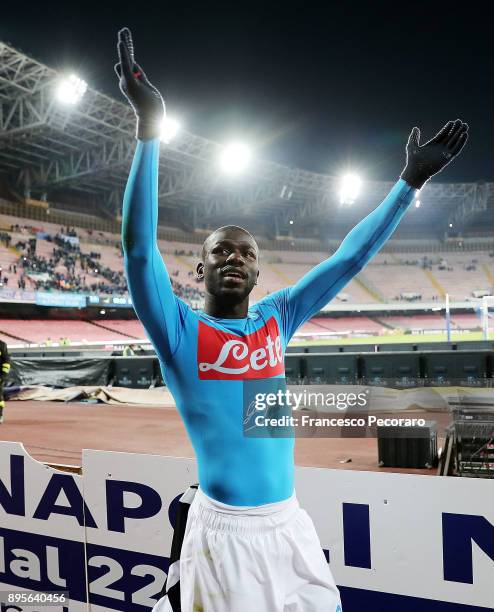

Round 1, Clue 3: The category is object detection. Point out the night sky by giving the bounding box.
[2,1,491,182]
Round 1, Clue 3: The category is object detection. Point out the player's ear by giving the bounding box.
[196,261,204,279]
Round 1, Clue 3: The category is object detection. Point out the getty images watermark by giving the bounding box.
[253,388,369,411]
[242,383,446,438]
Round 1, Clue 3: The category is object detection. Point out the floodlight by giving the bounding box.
[415,199,421,208]
[289,220,294,225]
[449,223,453,228]
[339,173,362,205]
[56,74,88,105]
[161,117,180,143]
[219,143,251,175]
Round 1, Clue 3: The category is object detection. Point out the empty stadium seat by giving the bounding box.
[0,319,130,344]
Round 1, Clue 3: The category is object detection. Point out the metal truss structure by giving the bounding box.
[1,40,492,237]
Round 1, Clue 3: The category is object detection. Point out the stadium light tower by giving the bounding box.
[56,74,88,105]
[219,143,251,175]
[161,117,180,144]
[339,173,362,205]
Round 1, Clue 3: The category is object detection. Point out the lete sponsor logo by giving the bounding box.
[197,317,284,379]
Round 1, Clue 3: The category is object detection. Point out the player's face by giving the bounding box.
[199,229,259,301]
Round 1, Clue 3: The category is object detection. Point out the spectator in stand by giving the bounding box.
[11,228,206,308]
[0,232,11,247]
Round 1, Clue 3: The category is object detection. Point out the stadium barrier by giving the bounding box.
[0,441,492,611]
[286,350,493,387]
[287,340,494,353]
[6,351,494,388]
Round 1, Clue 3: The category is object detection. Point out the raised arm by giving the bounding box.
[117,28,188,362]
[283,120,469,338]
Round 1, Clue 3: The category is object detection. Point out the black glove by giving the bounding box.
[115,27,165,140]
[400,119,469,189]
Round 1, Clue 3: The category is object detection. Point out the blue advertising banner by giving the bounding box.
[0,443,492,611]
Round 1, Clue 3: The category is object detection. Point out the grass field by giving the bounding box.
[290,330,493,346]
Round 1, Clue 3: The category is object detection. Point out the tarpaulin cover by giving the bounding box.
[8,384,174,405]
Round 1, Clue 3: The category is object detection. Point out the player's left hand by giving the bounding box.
[400,119,469,189]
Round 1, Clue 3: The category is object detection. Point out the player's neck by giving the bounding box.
[203,294,249,319]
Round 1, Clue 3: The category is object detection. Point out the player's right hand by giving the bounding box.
[115,27,165,140]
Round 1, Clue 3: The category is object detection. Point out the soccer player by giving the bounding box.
[115,27,467,612]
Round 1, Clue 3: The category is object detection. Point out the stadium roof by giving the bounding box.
[1,40,493,239]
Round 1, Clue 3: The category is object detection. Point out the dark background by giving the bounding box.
[2,1,490,182]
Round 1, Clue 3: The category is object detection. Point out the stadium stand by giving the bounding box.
[383,315,449,331]
[453,313,483,329]
[0,215,205,305]
[308,317,385,334]
[91,319,147,339]
[0,319,131,344]
[1,312,485,346]
[1,210,493,346]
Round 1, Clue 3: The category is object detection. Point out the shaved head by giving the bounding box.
[201,225,258,260]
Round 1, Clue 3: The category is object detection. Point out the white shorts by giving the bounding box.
[153,488,342,612]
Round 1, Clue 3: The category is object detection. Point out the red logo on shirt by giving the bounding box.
[197,316,284,380]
